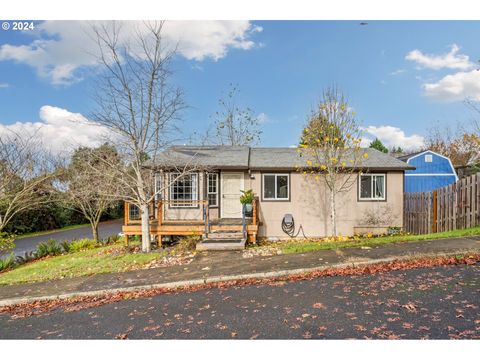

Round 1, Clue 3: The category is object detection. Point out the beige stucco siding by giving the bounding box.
[157,170,404,238]
[249,171,404,239]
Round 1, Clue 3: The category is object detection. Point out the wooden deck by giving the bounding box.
[122,198,259,245]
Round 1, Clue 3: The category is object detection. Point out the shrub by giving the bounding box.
[60,240,71,253]
[0,253,16,272]
[0,232,15,253]
[99,234,120,246]
[35,239,63,258]
[69,239,98,253]
[15,251,37,265]
[175,235,200,254]
[387,226,402,236]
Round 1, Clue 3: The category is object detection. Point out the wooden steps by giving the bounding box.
[196,231,246,251]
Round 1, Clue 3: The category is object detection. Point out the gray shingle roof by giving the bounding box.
[249,147,415,170]
[152,146,250,169]
[151,146,414,170]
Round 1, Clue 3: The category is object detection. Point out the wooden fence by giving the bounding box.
[404,173,480,234]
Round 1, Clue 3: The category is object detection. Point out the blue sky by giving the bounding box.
[1,20,479,152]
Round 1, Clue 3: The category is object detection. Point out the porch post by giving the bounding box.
[157,199,163,226]
[204,171,208,201]
[252,197,258,226]
[124,201,129,225]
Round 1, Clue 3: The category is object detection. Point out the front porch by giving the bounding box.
[122,198,259,249]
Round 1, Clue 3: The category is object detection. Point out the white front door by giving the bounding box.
[221,172,244,218]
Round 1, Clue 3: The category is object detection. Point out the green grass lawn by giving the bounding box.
[0,243,168,286]
[266,226,480,254]
[15,223,91,240]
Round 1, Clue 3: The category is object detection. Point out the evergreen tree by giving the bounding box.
[369,138,388,153]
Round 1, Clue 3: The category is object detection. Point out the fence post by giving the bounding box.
[432,190,437,233]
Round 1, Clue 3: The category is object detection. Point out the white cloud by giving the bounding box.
[0,21,262,85]
[0,83,9,88]
[256,112,270,124]
[405,44,474,70]
[0,105,112,154]
[361,125,425,151]
[389,69,406,76]
[423,69,480,102]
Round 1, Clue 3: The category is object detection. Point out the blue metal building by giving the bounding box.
[399,150,458,193]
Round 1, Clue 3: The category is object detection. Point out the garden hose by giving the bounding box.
[281,215,307,238]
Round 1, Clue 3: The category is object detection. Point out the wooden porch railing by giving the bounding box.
[155,199,209,225]
[125,199,210,233]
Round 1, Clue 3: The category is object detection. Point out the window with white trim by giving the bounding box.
[129,204,140,220]
[424,154,433,162]
[359,174,385,200]
[207,173,218,207]
[169,173,198,207]
[263,174,289,200]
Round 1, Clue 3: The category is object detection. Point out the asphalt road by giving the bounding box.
[1,264,478,339]
[3,220,123,257]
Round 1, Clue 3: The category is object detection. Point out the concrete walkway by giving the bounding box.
[0,236,479,306]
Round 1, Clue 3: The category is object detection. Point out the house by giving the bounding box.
[398,150,458,193]
[122,146,414,250]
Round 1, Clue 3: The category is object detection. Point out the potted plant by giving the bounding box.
[240,189,255,215]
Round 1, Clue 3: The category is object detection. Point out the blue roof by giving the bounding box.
[401,150,458,192]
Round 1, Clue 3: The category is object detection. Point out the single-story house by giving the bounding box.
[122,146,414,250]
[398,150,458,193]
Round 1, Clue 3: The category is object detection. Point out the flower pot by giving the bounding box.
[244,203,253,214]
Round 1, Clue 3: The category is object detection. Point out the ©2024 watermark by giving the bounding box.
[1,21,35,31]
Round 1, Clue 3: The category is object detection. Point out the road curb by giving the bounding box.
[0,250,474,307]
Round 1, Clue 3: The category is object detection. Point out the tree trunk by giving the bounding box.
[91,223,99,242]
[330,185,337,237]
[140,203,151,252]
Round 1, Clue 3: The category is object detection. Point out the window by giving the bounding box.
[129,204,140,220]
[263,174,289,200]
[154,172,163,201]
[207,173,218,207]
[425,154,433,162]
[169,173,198,207]
[359,174,385,200]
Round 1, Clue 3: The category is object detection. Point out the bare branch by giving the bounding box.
[89,21,188,252]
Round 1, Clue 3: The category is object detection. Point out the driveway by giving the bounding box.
[3,219,123,257]
[0,264,478,339]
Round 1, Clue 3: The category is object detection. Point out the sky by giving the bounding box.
[1,20,480,153]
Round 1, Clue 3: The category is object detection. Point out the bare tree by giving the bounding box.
[0,130,55,232]
[298,87,366,236]
[214,84,262,146]
[57,145,121,241]
[90,21,187,252]
[425,123,479,166]
[465,98,480,136]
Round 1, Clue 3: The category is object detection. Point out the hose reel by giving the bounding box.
[281,213,306,238]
